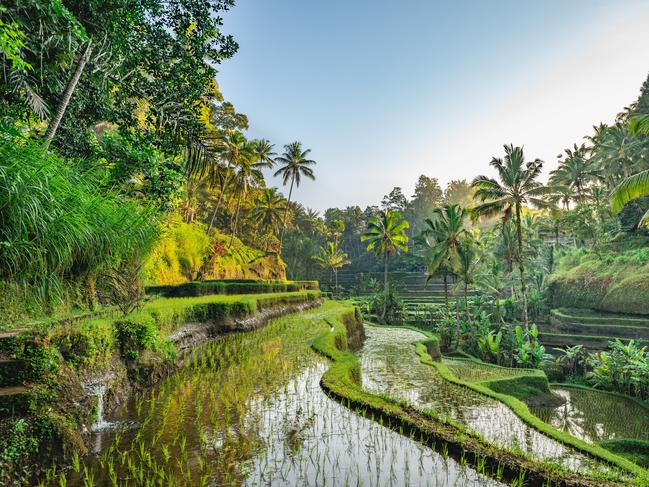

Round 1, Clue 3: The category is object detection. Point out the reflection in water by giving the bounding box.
[357,326,608,474]
[531,387,649,443]
[60,306,503,487]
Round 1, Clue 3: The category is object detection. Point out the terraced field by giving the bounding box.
[325,271,474,323]
[538,308,649,354]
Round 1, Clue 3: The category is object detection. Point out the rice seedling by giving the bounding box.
[43,302,503,487]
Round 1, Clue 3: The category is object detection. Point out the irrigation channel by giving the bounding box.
[53,303,503,486]
[356,326,617,477]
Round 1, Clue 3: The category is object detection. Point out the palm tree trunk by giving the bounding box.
[382,249,388,320]
[464,282,470,322]
[279,176,295,249]
[229,188,243,247]
[334,268,338,292]
[443,274,449,310]
[206,160,233,235]
[515,204,529,330]
[43,41,93,148]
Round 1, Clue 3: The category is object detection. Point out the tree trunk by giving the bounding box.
[206,159,233,235]
[44,41,93,148]
[382,250,389,320]
[464,282,470,322]
[443,273,449,310]
[334,268,338,292]
[515,203,529,331]
[229,187,243,247]
[279,175,295,249]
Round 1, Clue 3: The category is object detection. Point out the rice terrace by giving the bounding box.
[2,1,649,486]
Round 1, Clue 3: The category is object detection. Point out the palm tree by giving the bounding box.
[610,168,649,226]
[254,138,276,169]
[456,236,479,321]
[590,123,639,186]
[416,204,469,309]
[471,144,549,328]
[206,132,249,234]
[229,141,273,245]
[549,144,598,202]
[274,142,316,247]
[251,188,288,245]
[313,241,350,292]
[360,210,409,319]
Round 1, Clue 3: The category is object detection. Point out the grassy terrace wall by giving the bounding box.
[0,291,321,481]
[548,245,649,316]
[146,279,319,298]
[311,316,646,486]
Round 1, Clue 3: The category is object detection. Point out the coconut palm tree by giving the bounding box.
[274,142,316,247]
[416,204,469,309]
[206,132,249,234]
[251,188,288,239]
[455,236,479,321]
[471,144,549,328]
[549,144,599,202]
[313,241,350,292]
[229,141,273,245]
[610,169,649,226]
[254,139,276,169]
[360,209,409,319]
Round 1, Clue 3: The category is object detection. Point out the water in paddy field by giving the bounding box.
[53,307,503,487]
[530,386,649,444]
[356,326,611,475]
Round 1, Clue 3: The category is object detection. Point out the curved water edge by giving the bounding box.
[49,304,502,486]
[356,325,612,475]
[530,386,649,444]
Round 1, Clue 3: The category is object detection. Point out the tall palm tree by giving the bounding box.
[549,144,598,202]
[416,204,469,309]
[254,139,276,169]
[456,236,479,321]
[229,141,273,245]
[471,144,548,328]
[360,209,409,319]
[274,142,316,247]
[251,188,288,240]
[313,241,350,291]
[206,132,249,234]
[590,123,639,186]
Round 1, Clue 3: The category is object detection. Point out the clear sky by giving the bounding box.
[217,0,649,212]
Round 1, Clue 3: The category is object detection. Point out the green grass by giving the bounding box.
[410,333,647,476]
[311,318,646,485]
[599,440,649,469]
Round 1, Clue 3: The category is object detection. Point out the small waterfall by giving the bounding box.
[86,374,115,432]
[91,382,110,432]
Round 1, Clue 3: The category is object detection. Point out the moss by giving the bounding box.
[549,248,649,315]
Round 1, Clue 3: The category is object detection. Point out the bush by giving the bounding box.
[114,317,160,361]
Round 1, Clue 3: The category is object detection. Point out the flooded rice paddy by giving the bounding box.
[530,386,649,444]
[356,326,609,474]
[46,305,504,486]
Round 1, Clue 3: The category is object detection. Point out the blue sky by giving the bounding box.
[218,0,649,211]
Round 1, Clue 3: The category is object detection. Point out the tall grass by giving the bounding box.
[0,137,160,319]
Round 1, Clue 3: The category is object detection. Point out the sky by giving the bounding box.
[217,0,649,212]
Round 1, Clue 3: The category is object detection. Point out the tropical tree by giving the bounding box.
[549,144,598,202]
[206,132,250,234]
[471,144,549,328]
[253,139,276,168]
[250,188,288,244]
[610,169,649,228]
[360,210,409,319]
[274,141,316,247]
[416,204,469,309]
[229,140,274,243]
[313,241,350,291]
[455,236,480,321]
